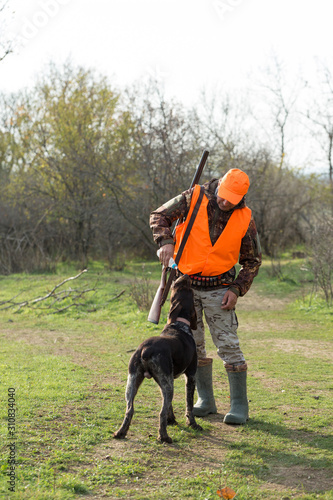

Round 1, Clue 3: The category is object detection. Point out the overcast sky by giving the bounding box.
[1,0,333,102]
[1,0,333,172]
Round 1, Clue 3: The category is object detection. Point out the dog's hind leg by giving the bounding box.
[158,377,174,443]
[167,404,178,426]
[185,373,203,431]
[114,371,144,439]
[153,369,174,443]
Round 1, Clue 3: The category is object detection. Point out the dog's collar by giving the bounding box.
[175,316,190,326]
[170,321,193,337]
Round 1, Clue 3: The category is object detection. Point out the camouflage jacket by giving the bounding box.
[150,178,262,297]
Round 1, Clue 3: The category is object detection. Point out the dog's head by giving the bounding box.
[167,274,197,330]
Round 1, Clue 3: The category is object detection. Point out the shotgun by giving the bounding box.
[148,148,209,324]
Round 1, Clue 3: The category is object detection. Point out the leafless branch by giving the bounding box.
[0,270,127,313]
[30,269,88,305]
[0,270,92,312]
[0,0,13,61]
[108,289,125,301]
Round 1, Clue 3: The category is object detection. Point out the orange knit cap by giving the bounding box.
[217,168,250,205]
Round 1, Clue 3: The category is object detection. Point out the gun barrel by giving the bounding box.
[189,148,209,189]
[172,148,209,237]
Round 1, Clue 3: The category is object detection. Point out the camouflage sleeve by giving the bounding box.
[232,217,262,297]
[149,189,193,247]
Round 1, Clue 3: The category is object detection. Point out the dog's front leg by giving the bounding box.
[114,372,144,439]
[185,374,203,431]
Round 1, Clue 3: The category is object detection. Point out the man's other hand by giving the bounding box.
[221,290,238,310]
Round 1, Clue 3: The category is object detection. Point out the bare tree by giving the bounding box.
[108,79,206,256]
[246,151,315,256]
[0,1,13,62]
[252,54,303,169]
[310,214,333,306]
[193,81,313,256]
[194,87,256,175]
[305,61,333,211]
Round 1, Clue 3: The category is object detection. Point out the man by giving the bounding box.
[150,168,262,424]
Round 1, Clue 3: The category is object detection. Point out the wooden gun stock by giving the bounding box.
[148,148,209,324]
[147,267,167,324]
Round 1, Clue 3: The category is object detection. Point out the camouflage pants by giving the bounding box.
[191,287,246,366]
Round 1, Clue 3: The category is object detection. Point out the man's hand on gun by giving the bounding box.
[158,244,175,268]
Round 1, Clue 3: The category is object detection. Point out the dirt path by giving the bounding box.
[237,288,289,312]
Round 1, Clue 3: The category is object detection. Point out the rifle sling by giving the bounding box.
[160,186,204,306]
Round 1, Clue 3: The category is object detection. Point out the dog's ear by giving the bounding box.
[168,302,183,324]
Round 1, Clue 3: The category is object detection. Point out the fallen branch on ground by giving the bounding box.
[107,290,125,301]
[0,270,92,313]
[0,270,126,314]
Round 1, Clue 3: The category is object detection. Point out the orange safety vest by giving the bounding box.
[174,184,252,276]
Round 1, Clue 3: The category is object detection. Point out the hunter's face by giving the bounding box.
[216,196,236,212]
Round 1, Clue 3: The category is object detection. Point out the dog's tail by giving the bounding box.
[141,346,155,379]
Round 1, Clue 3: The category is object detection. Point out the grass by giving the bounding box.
[0,257,332,499]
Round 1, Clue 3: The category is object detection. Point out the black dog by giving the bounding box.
[114,274,202,443]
